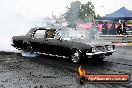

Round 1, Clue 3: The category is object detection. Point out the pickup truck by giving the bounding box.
[11,26,115,63]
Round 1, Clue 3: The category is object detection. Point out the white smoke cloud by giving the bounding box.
[0,0,50,52]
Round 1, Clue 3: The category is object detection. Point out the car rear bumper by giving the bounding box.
[11,44,22,50]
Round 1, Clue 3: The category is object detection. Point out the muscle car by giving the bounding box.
[11,26,115,63]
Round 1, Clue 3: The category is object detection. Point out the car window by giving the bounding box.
[34,30,46,38]
[46,30,56,39]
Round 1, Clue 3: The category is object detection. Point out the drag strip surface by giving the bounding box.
[0,45,132,88]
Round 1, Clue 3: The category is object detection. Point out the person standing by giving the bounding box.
[116,23,122,35]
[109,22,116,35]
[122,21,127,35]
[102,22,108,35]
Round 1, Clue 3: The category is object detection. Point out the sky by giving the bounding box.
[1,0,132,18]
[0,0,132,51]
[90,0,132,16]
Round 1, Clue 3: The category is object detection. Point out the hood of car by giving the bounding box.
[68,38,111,46]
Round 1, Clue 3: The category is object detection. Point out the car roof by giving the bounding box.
[33,26,73,30]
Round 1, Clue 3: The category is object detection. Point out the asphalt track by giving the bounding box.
[0,45,132,88]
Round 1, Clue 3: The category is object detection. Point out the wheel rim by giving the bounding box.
[23,46,32,52]
[71,51,80,63]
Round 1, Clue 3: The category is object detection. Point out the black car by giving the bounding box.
[11,26,115,63]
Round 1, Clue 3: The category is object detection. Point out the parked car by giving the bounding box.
[11,26,115,63]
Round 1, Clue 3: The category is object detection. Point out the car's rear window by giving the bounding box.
[34,30,46,38]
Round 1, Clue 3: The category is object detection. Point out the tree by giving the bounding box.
[63,1,81,27]
[63,1,95,26]
[80,1,95,23]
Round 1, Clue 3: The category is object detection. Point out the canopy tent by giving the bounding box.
[96,7,132,20]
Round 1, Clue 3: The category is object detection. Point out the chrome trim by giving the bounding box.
[46,38,54,39]
[35,52,68,58]
[86,51,106,56]
[78,49,82,53]
[17,48,21,50]
[86,49,115,56]
[106,50,115,53]
[55,29,62,40]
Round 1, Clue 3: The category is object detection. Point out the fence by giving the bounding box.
[99,35,132,43]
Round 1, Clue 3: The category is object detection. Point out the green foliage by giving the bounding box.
[127,21,132,24]
[62,1,81,27]
[80,1,95,23]
[63,1,95,26]
[97,21,104,24]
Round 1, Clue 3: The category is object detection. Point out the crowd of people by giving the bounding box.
[101,21,128,35]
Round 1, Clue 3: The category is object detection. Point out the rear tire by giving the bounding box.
[22,42,32,52]
[71,49,81,64]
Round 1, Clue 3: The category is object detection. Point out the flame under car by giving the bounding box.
[11,26,115,64]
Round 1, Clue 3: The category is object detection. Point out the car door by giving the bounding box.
[30,29,46,52]
[56,29,73,57]
[44,39,62,55]
[44,29,62,55]
[60,39,72,57]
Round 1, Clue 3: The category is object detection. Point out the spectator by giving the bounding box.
[128,26,132,31]
[102,22,108,35]
[116,23,122,35]
[109,22,116,35]
[122,21,127,35]
[128,27,132,35]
